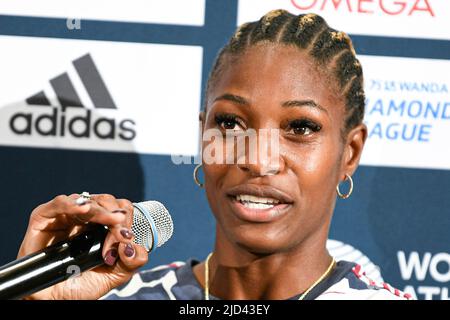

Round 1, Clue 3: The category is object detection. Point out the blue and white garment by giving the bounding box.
[102,259,412,300]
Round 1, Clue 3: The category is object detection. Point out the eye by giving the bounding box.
[214,113,246,132]
[286,119,322,136]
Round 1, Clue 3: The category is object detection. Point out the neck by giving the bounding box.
[195,226,333,300]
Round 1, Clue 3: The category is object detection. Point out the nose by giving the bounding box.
[236,129,284,177]
[238,162,280,176]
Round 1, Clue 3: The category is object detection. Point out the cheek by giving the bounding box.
[283,140,342,194]
[202,163,227,212]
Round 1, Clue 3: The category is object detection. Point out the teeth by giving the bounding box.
[242,202,274,209]
[236,194,280,205]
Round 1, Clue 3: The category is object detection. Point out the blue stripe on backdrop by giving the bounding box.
[351,35,450,60]
[2,14,449,60]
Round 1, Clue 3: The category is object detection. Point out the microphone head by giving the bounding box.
[131,201,173,252]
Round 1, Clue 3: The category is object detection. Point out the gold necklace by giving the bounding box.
[204,252,336,300]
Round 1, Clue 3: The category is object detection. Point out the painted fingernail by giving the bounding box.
[112,209,127,214]
[104,248,118,266]
[124,244,135,257]
[120,229,134,239]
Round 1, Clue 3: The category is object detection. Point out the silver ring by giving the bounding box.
[80,191,91,200]
[75,191,91,205]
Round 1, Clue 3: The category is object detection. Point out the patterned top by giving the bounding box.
[102,259,412,300]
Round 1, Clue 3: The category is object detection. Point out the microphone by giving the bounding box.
[0,200,173,300]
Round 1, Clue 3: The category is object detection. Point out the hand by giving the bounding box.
[17,194,148,300]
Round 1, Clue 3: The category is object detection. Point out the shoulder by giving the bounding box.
[316,261,413,300]
[101,260,196,300]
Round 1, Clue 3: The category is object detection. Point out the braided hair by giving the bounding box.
[206,10,365,133]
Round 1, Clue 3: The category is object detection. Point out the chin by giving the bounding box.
[228,225,294,255]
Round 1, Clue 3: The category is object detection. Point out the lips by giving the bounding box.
[226,184,294,222]
[227,184,294,204]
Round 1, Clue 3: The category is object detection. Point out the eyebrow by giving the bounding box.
[213,94,328,114]
[213,94,249,106]
[282,99,328,114]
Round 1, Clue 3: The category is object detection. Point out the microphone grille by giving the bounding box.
[131,201,173,252]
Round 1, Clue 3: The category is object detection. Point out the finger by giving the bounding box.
[94,196,134,230]
[35,194,126,227]
[102,232,119,267]
[76,194,134,259]
[89,194,134,229]
[70,200,127,226]
[116,199,134,229]
[101,224,135,267]
[90,194,119,211]
[108,223,134,247]
[91,195,135,246]
[117,243,148,271]
[109,199,135,244]
[33,194,93,219]
[102,225,135,266]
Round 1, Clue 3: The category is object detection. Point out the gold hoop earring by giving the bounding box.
[336,174,353,199]
[193,164,204,188]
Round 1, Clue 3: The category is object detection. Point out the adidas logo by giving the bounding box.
[9,53,136,140]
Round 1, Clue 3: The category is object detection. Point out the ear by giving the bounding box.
[340,123,367,180]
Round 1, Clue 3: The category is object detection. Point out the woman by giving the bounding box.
[17,10,410,300]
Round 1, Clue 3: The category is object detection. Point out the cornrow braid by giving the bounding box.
[250,9,291,44]
[282,13,327,48]
[206,9,365,134]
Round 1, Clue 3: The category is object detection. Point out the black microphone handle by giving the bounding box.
[0,224,108,300]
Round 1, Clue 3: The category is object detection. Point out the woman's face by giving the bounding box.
[202,44,365,254]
